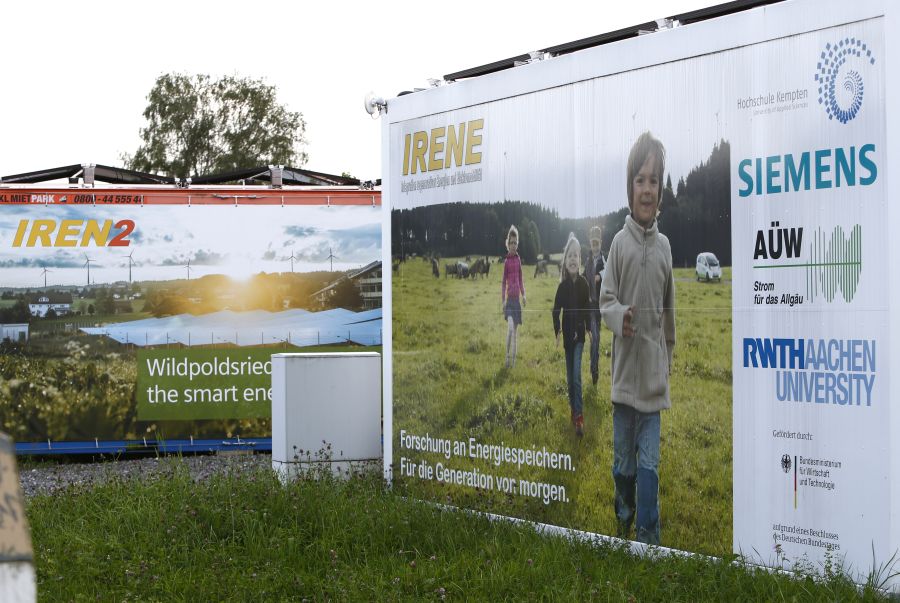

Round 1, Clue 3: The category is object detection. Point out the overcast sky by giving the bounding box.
[1,0,713,181]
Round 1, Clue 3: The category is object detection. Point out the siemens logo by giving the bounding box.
[738,144,876,197]
[742,337,875,407]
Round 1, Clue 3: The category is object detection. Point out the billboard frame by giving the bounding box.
[382,0,898,587]
[0,182,382,455]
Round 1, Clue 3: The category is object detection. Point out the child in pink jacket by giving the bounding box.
[501,225,526,368]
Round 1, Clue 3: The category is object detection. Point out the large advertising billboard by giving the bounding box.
[0,193,382,448]
[385,0,898,583]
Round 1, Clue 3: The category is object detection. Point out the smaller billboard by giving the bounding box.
[0,192,382,447]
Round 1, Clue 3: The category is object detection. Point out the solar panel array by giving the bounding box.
[81,308,382,347]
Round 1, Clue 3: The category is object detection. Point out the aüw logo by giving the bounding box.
[752,224,862,303]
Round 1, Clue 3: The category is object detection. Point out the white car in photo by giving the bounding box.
[696,252,722,282]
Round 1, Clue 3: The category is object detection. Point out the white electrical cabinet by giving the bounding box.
[271,352,381,479]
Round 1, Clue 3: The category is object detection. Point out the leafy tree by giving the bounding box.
[87,304,95,316]
[94,288,116,315]
[125,73,308,177]
[98,297,116,315]
[329,278,363,311]
[518,218,541,264]
[149,294,189,317]
[0,300,31,323]
[287,272,333,310]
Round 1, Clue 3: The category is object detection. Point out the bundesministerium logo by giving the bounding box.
[815,37,875,124]
[781,454,792,473]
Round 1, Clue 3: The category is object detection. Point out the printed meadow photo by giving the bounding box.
[392,132,734,555]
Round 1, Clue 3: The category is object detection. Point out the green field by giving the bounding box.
[394,258,733,556]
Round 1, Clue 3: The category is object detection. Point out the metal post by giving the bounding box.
[269,165,284,188]
[82,163,96,187]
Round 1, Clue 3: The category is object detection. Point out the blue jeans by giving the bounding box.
[589,309,600,378]
[564,342,584,416]
[612,403,661,545]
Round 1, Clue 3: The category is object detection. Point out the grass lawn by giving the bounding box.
[26,461,887,601]
[393,258,733,556]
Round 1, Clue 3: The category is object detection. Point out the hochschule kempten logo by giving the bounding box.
[815,37,876,124]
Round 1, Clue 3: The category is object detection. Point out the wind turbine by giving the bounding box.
[83,254,94,286]
[126,251,136,283]
[325,247,339,272]
[184,258,192,281]
[285,249,297,273]
[40,266,51,288]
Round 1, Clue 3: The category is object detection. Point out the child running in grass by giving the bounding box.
[501,225,526,368]
[584,225,606,386]
[552,233,591,437]
[600,131,675,545]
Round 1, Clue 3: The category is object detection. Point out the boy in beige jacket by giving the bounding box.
[599,132,676,545]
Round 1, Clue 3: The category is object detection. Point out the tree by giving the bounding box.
[329,278,363,311]
[95,288,116,315]
[149,294,189,318]
[518,218,541,264]
[87,304,95,316]
[0,300,31,324]
[125,73,308,177]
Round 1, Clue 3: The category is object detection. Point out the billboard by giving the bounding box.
[0,191,382,448]
[384,0,899,585]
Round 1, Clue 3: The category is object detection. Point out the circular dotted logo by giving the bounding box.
[815,37,875,124]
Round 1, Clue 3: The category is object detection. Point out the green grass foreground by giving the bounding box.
[27,461,886,602]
